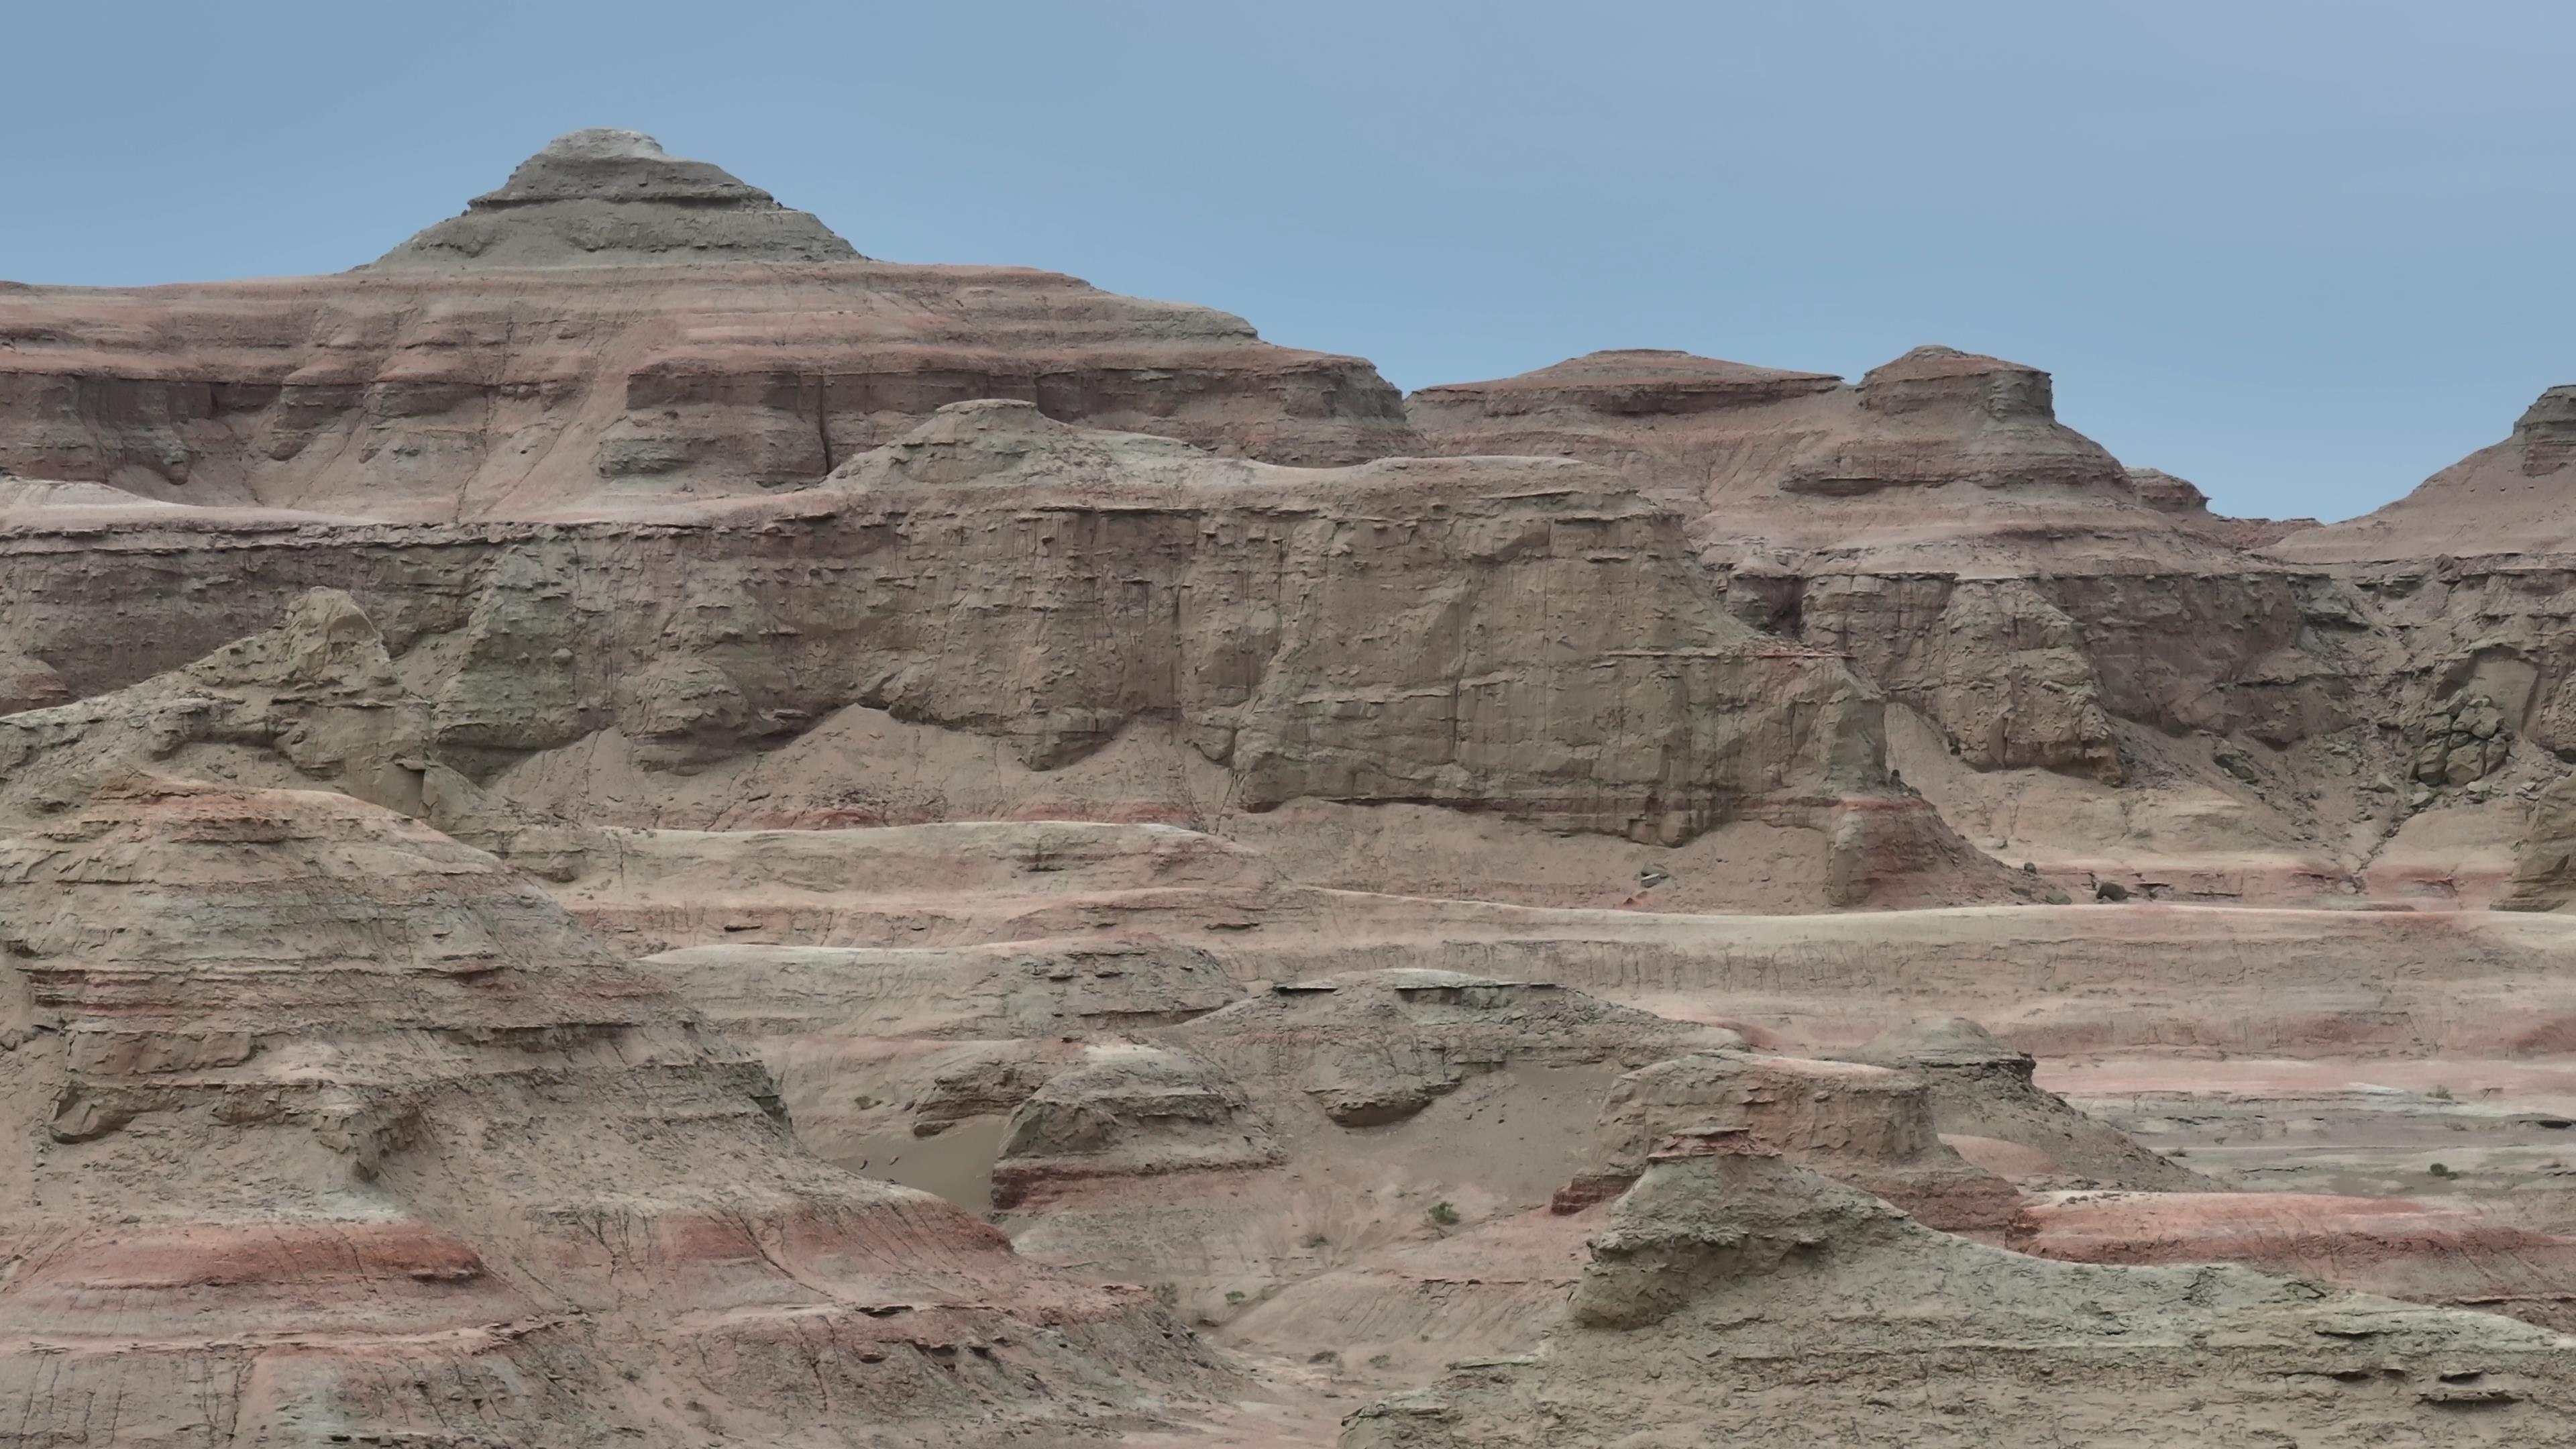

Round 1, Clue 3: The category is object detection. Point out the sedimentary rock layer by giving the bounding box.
[0,777,1222,1446]
[0,403,1926,862]
[0,136,1411,520]
[1346,1144,2576,1447]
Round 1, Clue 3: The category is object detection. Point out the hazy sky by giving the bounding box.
[8,1,2570,521]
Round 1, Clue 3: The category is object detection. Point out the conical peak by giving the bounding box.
[468,129,773,210]
[2512,384,2576,445]
[366,128,862,269]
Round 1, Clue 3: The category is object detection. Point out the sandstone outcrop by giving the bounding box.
[0,586,430,822]
[0,648,65,715]
[1411,344,2170,559]
[1549,1049,2022,1230]
[1844,1016,2216,1191]
[989,1044,1284,1208]
[0,404,2015,911]
[1176,969,1740,1128]
[2124,466,2318,549]
[2498,769,2576,910]
[639,937,1248,1183]
[1346,1144,2576,1448]
[2010,1191,2576,1333]
[1411,345,2306,792]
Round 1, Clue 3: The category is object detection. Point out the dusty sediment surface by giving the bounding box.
[15,128,2576,1446]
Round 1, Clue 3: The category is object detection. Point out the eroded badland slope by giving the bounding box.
[5,130,2576,1448]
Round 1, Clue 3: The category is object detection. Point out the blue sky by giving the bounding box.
[7,1,2570,521]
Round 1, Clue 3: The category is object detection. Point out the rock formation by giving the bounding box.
[2009,1191,2576,1334]
[0,776,1224,1446]
[0,132,1411,519]
[1843,1016,2216,1190]
[0,401,2031,910]
[2271,384,2576,561]
[2498,769,2576,910]
[1550,1049,2023,1230]
[370,127,865,268]
[2124,466,2318,549]
[1346,1144,2576,1448]
[989,1044,1285,1208]
[14,125,2576,1448]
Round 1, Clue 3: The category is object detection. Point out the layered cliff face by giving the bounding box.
[0,402,2017,916]
[1412,344,2171,561]
[1411,346,2308,791]
[0,131,1411,521]
[1413,345,2576,907]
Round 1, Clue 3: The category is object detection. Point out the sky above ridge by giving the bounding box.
[7,1,2571,523]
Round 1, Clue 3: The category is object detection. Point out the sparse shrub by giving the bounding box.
[2429,1162,2457,1179]
[2426,1084,2453,1102]
[1428,1200,1460,1226]
[1224,1289,1246,1303]
[1301,1231,1330,1248]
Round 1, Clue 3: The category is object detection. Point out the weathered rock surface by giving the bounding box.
[0,777,1224,1446]
[2273,385,2576,561]
[21,125,2576,1448]
[0,405,2027,910]
[1844,1016,2216,1191]
[1411,345,2332,794]
[2010,1191,2576,1333]
[1346,1144,2576,1448]
[2125,466,2318,549]
[1550,1049,2023,1230]
[1409,343,2113,492]
[1177,969,1739,1130]
[370,128,864,269]
[2498,769,2576,910]
[992,973,1733,1305]
[989,1044,1284,1208]
[0,136,1411,520]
